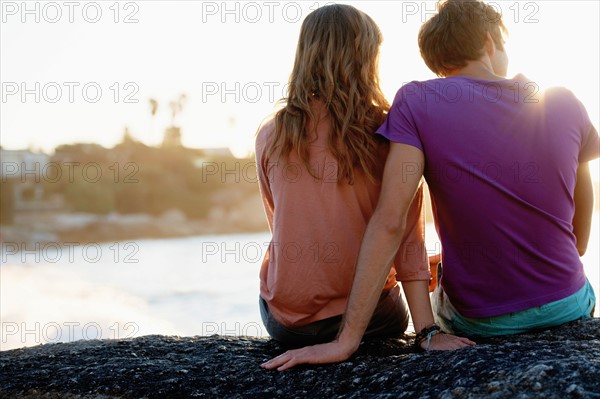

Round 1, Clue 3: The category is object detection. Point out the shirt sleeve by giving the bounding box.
[255,121,275,231]
[376,82,425,152]
[576,98,600,162]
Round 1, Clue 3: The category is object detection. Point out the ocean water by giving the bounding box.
[1,217,599,351]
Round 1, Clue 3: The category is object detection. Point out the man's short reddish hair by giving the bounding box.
[418,0,508,77]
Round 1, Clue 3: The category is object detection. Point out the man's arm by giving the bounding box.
[261,143,473,371]
[573,162,594,256]
[334,144,428,345]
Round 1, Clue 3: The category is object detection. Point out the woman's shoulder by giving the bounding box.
[255,117,277,150]
[255,117,279,165]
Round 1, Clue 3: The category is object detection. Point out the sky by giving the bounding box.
[1,0,599,172]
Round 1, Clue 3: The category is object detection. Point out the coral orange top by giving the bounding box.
[255,112,430,327]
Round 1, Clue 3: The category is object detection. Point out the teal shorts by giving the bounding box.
[432,276,596,337]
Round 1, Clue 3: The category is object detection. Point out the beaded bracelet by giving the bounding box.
[414,323,444,352]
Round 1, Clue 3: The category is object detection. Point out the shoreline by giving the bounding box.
[0,208,269,248]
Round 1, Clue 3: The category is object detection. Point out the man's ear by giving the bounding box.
[484,32,495,56]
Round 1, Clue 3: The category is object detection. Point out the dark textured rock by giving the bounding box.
[1,318,599,398]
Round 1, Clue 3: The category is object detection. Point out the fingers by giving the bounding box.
[459,336,477,346]
[277,356,299,371]
[444,335,475,349]
[426,333,476,351]
[260,342,354,371]
[273,350,306,371]
[261,348,312,371]
[261,351,293,370]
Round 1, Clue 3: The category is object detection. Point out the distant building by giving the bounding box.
[162,126,182,147]
[0,149,61,218]
[1,149,50,180]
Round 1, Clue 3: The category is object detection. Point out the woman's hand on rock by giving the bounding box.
[260,340,357,371]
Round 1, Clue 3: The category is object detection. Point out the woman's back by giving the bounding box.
[256,105,428,327]
[255,4,429,337]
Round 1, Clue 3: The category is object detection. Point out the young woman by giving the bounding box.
[255,4,470,354]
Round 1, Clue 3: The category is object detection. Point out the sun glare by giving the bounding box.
[501,2,599,182]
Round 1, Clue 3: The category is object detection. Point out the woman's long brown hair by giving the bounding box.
[267,4,390,184]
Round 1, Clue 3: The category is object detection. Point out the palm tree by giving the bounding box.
[162,94,188,148]
[149,98,159,145]
[169,94,187,126]
[149,98,158,117]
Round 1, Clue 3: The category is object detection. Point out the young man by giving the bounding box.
[262,0,599,370]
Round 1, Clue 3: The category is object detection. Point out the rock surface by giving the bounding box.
[1,318,599,398]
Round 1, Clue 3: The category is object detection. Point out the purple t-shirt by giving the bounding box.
[377,75,599,318]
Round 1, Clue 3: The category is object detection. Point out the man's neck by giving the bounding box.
[446,61,505,81]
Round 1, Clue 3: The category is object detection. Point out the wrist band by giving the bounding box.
[424,329,442,352]
[414,323,444,352]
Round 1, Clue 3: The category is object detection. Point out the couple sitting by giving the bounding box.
[255,0,599,371]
